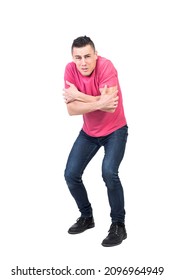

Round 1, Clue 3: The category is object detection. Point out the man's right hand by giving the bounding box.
[99,85,119,112]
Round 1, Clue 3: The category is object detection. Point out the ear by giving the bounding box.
[95,51,98,59]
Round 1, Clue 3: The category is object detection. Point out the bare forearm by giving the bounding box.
[64,88,100,103]
[75,91,100,102]
[67,100,101,115]
[66,93,118,115]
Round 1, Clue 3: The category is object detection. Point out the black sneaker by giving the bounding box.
[68,216,95,234]
[101,222,127,247]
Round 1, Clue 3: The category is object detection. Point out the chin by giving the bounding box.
[81,71,93,77]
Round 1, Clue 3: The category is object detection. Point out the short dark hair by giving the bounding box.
[71,36,95,53]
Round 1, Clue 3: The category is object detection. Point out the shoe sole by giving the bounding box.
[101,234,127,247]
[68,223,95,234]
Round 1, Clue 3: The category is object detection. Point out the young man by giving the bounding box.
[63,36,128,247]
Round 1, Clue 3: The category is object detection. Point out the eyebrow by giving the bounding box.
[74,54,91,58]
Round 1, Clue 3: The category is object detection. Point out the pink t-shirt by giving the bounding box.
[64,56,127,137]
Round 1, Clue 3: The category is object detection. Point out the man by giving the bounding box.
[63,36,128,247]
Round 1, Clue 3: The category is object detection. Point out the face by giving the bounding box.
[72,45,98,76]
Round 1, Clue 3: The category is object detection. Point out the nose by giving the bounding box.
[81,57,86,65]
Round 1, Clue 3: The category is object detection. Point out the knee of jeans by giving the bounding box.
[102,168,118,189]
[64,168,72,183]
[64,168,80,184]
[102,167,112,182]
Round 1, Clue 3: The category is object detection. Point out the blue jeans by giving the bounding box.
[64,125,128,223]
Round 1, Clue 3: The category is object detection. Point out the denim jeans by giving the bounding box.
[64,125,128,223]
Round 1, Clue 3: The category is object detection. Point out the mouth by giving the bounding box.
[81,67,88,72]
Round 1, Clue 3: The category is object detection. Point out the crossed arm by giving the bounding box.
[63,81,119,115]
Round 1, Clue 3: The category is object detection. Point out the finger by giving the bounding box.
[101,85,107,95]
[114,95,119,100]
[66,80,72,86]
[64,97,69,103]
[62,92,67,98]
[104,85,107,92]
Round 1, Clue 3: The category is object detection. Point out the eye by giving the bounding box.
[74,56,81,60]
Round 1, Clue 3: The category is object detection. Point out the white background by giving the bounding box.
[0,0,174,279]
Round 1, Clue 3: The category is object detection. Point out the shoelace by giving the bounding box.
[109,223,119,235]
[76,217,88,225]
